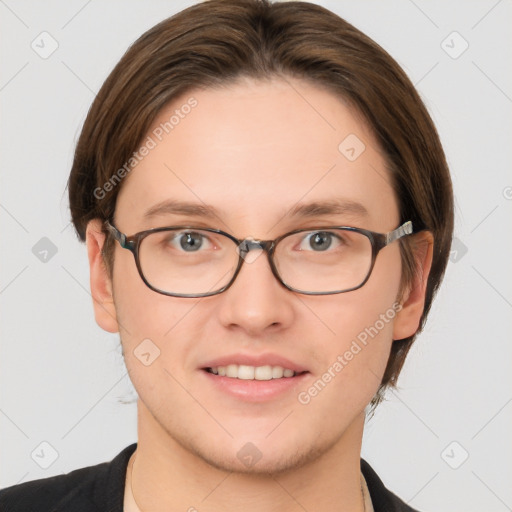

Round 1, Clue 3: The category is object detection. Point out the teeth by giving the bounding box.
[238,365,255,380]
[226,364,238,378]
[255,365,272,380]
[207,364,297,380]
[272,366,284,379]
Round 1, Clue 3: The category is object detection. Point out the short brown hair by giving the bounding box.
[67,0,454,408]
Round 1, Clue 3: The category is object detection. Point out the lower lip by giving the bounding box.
[200,369,310,402]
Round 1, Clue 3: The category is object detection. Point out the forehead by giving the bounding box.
[115,77,399,234]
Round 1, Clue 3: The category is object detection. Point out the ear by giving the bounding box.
[85,219,119,333]
[393,231,434,340]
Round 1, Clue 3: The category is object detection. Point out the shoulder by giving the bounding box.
[361,458,424,512]
[0,443,137,512]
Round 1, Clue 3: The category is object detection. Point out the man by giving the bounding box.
[0,1,453,510]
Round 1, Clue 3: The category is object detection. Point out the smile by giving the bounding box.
[206,364,299,380]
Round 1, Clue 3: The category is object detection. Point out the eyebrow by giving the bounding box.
[288,199,368,219]
[143,200,217,219]
[142,198,368,221]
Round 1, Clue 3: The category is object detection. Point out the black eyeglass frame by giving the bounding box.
[104,219,414,298]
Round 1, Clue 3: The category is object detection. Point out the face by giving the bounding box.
[88,76,427,474]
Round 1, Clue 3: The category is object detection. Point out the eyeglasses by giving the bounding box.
[104,219,414,298]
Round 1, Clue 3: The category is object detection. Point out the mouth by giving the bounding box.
[200,357,310,402]
[204,364,306,380]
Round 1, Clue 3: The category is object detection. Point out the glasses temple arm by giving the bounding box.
[385,220,413,245]
[104,220,127,247]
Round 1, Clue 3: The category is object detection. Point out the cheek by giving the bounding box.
[301,248,403,403]
[315,245,402,343]
[295,301,399,423]
[110,253,204,368]
[112,249,182,333]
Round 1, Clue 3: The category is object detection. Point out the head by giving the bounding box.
[68,0,453,473]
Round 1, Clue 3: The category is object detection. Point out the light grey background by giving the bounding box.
[1,1,511,510]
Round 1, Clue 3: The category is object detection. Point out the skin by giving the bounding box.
[86,76,433,512]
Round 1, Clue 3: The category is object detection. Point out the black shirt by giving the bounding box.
[0,443,420,511]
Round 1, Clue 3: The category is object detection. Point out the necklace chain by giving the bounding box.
[130,451,366,512]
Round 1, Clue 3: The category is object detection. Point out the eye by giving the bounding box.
[298,231,344,252]
[169,231,213,252]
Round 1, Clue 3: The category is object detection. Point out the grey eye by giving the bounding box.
[178,232,204,251]
[299,231,342,252]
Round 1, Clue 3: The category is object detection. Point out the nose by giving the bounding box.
[215,245,295,336]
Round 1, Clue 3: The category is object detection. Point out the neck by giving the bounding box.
[127,401,367,512]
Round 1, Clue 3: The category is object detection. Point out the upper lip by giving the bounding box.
[201,353,309,373]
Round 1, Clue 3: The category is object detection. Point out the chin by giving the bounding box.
[197,445,323,476]
[174,426,341,476]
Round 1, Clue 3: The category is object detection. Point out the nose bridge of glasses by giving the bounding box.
[236,237,273,256]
